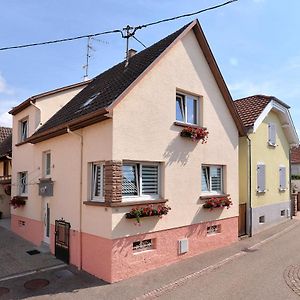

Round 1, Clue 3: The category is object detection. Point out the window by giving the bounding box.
[257,163,266,193]
[201,166,223,194]
[91,163,104,201]
[279,166,286,191]
[259,215,265,223]
[281,210,286,217]
[176,93,199,125]
[122,163,159,199]
[18,171,28,195]
[43,151,51,177]
[268,123,276,146]
[207,224,221,235]
[133,239,154,253]
[19,118,28,142]
[3,161,9,177]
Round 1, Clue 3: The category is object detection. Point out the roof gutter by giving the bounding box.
[26,108,109,144]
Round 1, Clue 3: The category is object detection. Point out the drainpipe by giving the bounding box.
[289,147,292,219]
[67,127,83,270]
[246,135,253,236]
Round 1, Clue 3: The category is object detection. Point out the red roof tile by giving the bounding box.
[291,147,300,163]
[0,127,12,143]
[234,95,273,129]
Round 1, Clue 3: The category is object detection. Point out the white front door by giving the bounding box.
[43,200,50,244]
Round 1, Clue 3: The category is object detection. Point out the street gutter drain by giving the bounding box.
[26,249,41,255]
[241,248,258,253]
[24,279,49,290]
[0,287,9,296]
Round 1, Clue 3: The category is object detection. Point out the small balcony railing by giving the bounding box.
[0,175,11,183]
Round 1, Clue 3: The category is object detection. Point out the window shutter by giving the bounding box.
[141,165,159,195]
[257,164,266,192]
[279,166,286,190]
[268,123,276,146]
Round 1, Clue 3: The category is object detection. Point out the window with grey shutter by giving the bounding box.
[257,164,266,193]
[141,165,159,195]
[279,166,286,191]
[268,123,276,146]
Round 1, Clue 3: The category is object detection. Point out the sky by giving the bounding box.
[1,0,300,134]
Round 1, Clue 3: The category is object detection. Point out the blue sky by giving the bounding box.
[1,0,300,134]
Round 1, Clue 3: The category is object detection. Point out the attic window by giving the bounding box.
[176,93,199,125]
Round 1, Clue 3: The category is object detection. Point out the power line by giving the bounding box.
[0,29,122,51]
[0,0,238,52]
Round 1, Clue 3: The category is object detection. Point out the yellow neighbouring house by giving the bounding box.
[234,95,299,236]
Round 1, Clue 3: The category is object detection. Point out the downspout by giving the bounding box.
[246,135,252,236]
[289,147,292,219]
[67,127,83,270]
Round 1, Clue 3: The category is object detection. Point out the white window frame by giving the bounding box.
[43,151,51,178]
[176,92,200,126]
[122,162,160,201]
[90,162,104,202]
[18,171,28,196]
[19,118,29,142]
[201,165,223,195]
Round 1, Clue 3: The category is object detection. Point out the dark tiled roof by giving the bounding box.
[0,134,12,158]
[234,95,273,129]
[291,147,300,164]
[34,23,191,135]
[0,127,12,143]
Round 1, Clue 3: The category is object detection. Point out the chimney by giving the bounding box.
[127,48,137,59]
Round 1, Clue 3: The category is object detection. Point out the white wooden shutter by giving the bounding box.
[268,123,276,146]
[141,165,159,195]
[279,166,286,190]
[257,164,266,192]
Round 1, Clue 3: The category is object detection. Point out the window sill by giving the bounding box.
[83,199,168,207]
[200,194,229,200]
[174,121,204,129]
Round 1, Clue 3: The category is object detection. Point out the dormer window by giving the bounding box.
[19,118,28,142]
[176,93,199,125]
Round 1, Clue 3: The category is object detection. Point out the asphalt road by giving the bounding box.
[157,222,300,300]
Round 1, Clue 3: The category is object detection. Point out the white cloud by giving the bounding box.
[0,112,12,127]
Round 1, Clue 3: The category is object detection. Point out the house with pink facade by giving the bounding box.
[10,20,244,283]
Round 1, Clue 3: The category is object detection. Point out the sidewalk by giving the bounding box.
[0,225,64,281]
[0,217,299,299]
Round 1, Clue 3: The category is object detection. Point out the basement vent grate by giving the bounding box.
[26,249,41,256]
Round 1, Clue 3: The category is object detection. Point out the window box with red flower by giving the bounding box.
[180,127,209,143]
[125,204,171,225]
[202,195,232,210]
[10,196,27,209]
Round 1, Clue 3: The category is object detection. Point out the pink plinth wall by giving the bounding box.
[110,216,238,282]
[11,214,238,283]
[11,214,43,246]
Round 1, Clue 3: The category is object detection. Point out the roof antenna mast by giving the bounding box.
[83,37,93,81]
[123,25,138,67]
